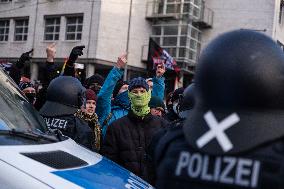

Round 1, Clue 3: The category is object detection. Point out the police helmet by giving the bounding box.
[184,30,284,155]
[40,76,86,116]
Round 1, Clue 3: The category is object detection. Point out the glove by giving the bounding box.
[66,45,85,66]
[16,49,33,69]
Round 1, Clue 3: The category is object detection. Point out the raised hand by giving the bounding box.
[46,43,56,63]
[116,53,127,69]
[156,63,165,78]
[68,45,85,65]
[16,49,33,69]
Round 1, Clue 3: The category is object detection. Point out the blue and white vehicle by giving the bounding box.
[0,69,153,189]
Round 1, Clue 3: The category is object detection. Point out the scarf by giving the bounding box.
[128,90,151,117]
[74,110,101,151]
[113,91,130,110]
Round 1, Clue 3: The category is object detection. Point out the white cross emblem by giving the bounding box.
[196,111,240,152]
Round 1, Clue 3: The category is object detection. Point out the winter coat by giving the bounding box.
[96,67,166,138]
[101,111,168,183]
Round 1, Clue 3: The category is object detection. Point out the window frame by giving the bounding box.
[65,15,83,41]
[0,0,12,3]
[0,20,10,42]
[44,16,61,41]
[14,18,29,41]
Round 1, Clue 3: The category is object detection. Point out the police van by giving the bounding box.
[0,68,153,189]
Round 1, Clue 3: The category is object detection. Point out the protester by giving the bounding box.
[165,87,184,122]
[63,45,85,77]
[19,81,37,104]
[149,96,165,117]
[150,63,166,99]
[95,54,128,138]
[146,78,153,90]
[39,76,94,150]
[101,77,168,184]
[34,44,85,110]
[96,54,166,138]
[9,49,33,85]
[178,83,195,119]
[74,89,102,152]
[165,91,173,113]
[154,30,284,189]
[84,73,105,95]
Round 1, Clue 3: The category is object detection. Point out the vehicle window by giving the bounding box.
[0,69,47,133]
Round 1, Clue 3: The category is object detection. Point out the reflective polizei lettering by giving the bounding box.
[197,111,240,152]
[175,151,260,188]
[43,118,68,130]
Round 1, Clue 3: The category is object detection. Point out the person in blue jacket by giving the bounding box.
[96,54,166,138]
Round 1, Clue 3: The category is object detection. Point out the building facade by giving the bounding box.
[202,0,284,49]
[0,0,283,89]
[0,0,151,83]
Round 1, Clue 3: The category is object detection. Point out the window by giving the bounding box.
[66,16,83,40]
[44,17,60,41]
[164,25,178,35]
[0,20,9,41]
[14,19,28,41]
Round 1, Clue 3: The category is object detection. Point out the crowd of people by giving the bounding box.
[5,42,192,186]
[4,29,284,189]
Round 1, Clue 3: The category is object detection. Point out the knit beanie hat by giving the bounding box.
[19,82,34,91]
[128,77,149,92]
[149,96,165,110]
[84,74,105,88]
[86,89,97,101]
[113,80,129,98]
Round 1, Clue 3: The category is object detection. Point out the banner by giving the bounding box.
[147,38,180,73]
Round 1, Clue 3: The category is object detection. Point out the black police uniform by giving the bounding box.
[154,30,284,189]
[40,76,94,150]
[41,115,93,150]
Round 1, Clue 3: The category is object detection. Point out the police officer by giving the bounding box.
[154,30,284,189]
[40,76,94,150]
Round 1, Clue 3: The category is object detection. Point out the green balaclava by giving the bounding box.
[128,90,151,117]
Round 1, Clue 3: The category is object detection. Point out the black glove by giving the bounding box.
[16,49,33,69]
[66,45,85,66]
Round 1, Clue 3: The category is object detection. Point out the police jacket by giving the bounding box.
[101,111,168,183]
[41,114,94,150]
[154,123,284,189]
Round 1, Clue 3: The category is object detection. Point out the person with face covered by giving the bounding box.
[96,54,166,139]
[101,77,168,184]
[19,81,37,105]
[165,87,184,122]
[74,89,102,152]
[95,53,129,138]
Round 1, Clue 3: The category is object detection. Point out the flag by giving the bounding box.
[147,38,180,74]
[60,58,68,76]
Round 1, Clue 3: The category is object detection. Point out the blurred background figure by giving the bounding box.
[19,80,36,105]
[149,96,165,117]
